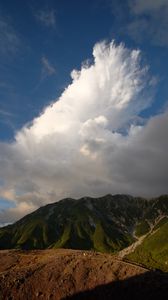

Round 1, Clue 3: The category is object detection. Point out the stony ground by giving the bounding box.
[0,249,167,300]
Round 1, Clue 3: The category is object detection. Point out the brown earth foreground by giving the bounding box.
[0,249,168,300]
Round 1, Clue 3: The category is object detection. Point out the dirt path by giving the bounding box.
[118,234,147,258]
[118,215,167,259]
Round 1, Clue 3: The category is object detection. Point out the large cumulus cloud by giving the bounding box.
[0,40,167,224]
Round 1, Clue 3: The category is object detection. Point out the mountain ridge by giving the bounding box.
[0,194,168,271]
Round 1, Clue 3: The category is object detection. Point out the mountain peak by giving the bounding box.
[0,194,168,272]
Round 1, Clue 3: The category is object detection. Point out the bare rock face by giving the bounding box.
[0,249,168,300]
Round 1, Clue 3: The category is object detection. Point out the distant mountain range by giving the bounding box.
[0,194,168,271]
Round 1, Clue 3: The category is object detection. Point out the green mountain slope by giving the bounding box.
[126,217,168,272]
[0,195,138,251]
[0,194,168,272]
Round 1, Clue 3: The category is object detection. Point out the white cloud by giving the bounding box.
[35,9,56,28]
[0,40,167,224]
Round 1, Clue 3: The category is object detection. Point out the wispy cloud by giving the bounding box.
[41,56,56,78]
[0,109,14,117]
[0,104,16,133]
[130,0,168,14]
[35,9,56,28]
[0,16,20,55]
[31,56,56,92]
[128,0,168,46]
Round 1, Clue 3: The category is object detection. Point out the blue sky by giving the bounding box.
[0,0,168,222]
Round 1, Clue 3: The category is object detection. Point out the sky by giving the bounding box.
[0,0,168,224]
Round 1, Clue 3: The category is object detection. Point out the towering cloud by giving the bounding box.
[0,40,167,223]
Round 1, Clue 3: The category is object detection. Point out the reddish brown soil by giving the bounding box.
[0,249,167,300]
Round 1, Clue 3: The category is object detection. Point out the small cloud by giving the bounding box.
[128,0,168,46]
[0,106,16,133]
[130,0,168,14]
[0,109,14,117]
[41,56,56,78]
[35,9,56,28]
[0,16,20,55]
[32,57,56,92]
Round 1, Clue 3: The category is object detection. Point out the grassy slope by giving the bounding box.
[135,220,150,237]
[0,198,134,252]
[126,220,168,272]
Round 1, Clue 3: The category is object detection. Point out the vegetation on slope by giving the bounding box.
[126,219,168,272]
[0,195,141,251]
[135,220,150,237]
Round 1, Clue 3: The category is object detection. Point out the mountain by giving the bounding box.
[126,216,168,272]
[0,194,168,271]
